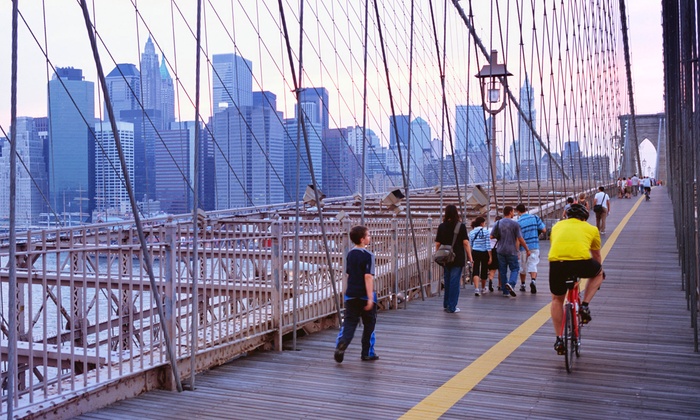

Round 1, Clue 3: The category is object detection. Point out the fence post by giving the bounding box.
[271,220,283,351]
[163,218,177,388]
[391,218,400,308]
[427,217,434,295]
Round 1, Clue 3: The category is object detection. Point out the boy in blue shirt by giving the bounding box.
[334,225,378,363]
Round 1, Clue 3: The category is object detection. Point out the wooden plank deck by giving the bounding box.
[76,186,700,419]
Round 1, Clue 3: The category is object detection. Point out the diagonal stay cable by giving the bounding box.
[277,0,343,326]
[373,0,426,301]
[77,0,182,392]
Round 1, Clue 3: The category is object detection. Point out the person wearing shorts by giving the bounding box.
[548,204,605,355]
[516,204,546,293]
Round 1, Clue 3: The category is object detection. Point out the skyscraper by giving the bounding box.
[94,121,134,213]
[214,90,285,209]
[299,87,329,130]
[160,57,175,127]
[47,67,95,215]
[510,79,540,179]
[104,64,140,118]
[140,37,161,116]
[155,123,193,214]
[455,105,487,156]
[212,54,253,113]
[0,117,48,224]
[323,127,360,198]
[284,115,323,203]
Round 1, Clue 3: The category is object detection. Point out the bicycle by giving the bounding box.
[644,187,651,201]
[561,275,583,373]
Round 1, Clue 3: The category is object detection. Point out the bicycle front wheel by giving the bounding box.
[564,303,575,373]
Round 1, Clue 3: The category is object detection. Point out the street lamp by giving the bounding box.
[642,158,647,177]
[475,50,512,220]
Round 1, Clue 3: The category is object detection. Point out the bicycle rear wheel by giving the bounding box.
[564,303,575,373]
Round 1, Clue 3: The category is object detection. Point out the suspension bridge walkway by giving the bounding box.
[72,186,700,419]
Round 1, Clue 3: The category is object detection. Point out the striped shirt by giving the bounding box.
[518,213,545,250]
[469,226,491,252]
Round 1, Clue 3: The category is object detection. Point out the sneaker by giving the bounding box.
[502,293,510,298]
[453,307,461,313]
[361,355,379,361]
[505,283,517,297]
[554,337,565,355]
[474,288,481,296]
[530,280,537,294]
[580,306,592,324]
[488,281,494,292]
[519,284,526,292]
[334,342,347,363]
[601,231,606,235]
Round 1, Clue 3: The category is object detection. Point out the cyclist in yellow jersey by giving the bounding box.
[548,204,605,354]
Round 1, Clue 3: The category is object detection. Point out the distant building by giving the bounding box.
[455,105,487,156]
[119,109,162,202]
[104,64,140,118]
[0,117,48,224]
[155,124,193,214]
[323,127,360,198]
[94,121,134,213]
[140,37,161,120]
[160,58,175,127]
[299,87,329,130]
[212,54,253,113]
[47,67,95,215]
[214,90,285,209]
[283,115,322,203]
[510,79,540,179]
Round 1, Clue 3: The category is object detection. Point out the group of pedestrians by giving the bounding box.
[617,174,655,199]
[438,203,545,305]
[334,190,610,362]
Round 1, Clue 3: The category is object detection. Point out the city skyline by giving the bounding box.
[0,2,662,157]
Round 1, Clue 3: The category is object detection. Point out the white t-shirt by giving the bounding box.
[594,191,609,208]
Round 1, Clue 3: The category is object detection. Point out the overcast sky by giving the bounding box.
[0,1,665,167]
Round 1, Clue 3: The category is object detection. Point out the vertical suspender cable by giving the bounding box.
[7,1,19,416]
[188,0,203,391]
[618,0,643,176]
[292,0,305,352]
[78,0,182,392]
[277,0,343,325]
[360,0,369,226]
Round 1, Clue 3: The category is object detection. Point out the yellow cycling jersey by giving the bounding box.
[548,218,601,261]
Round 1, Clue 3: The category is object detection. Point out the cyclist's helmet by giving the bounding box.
[566,203,589,221]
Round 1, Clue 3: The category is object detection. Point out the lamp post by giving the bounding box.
[475,50,512,220]
[642,158,647,177]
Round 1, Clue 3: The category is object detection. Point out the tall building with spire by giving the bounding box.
[510,79,541,179]
[140,37,161,115]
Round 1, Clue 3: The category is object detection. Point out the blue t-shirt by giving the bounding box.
[518,213,545,250]
[345,247,376,300]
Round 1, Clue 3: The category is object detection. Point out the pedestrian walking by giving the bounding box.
[334,225,379,363]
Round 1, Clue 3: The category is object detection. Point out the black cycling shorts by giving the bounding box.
[549,259,602,296]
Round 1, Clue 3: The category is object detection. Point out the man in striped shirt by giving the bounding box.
[516,204,546,294]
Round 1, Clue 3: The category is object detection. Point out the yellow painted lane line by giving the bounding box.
[400,195,645,420]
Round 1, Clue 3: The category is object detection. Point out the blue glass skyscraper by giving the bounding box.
[47,67,95,215]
